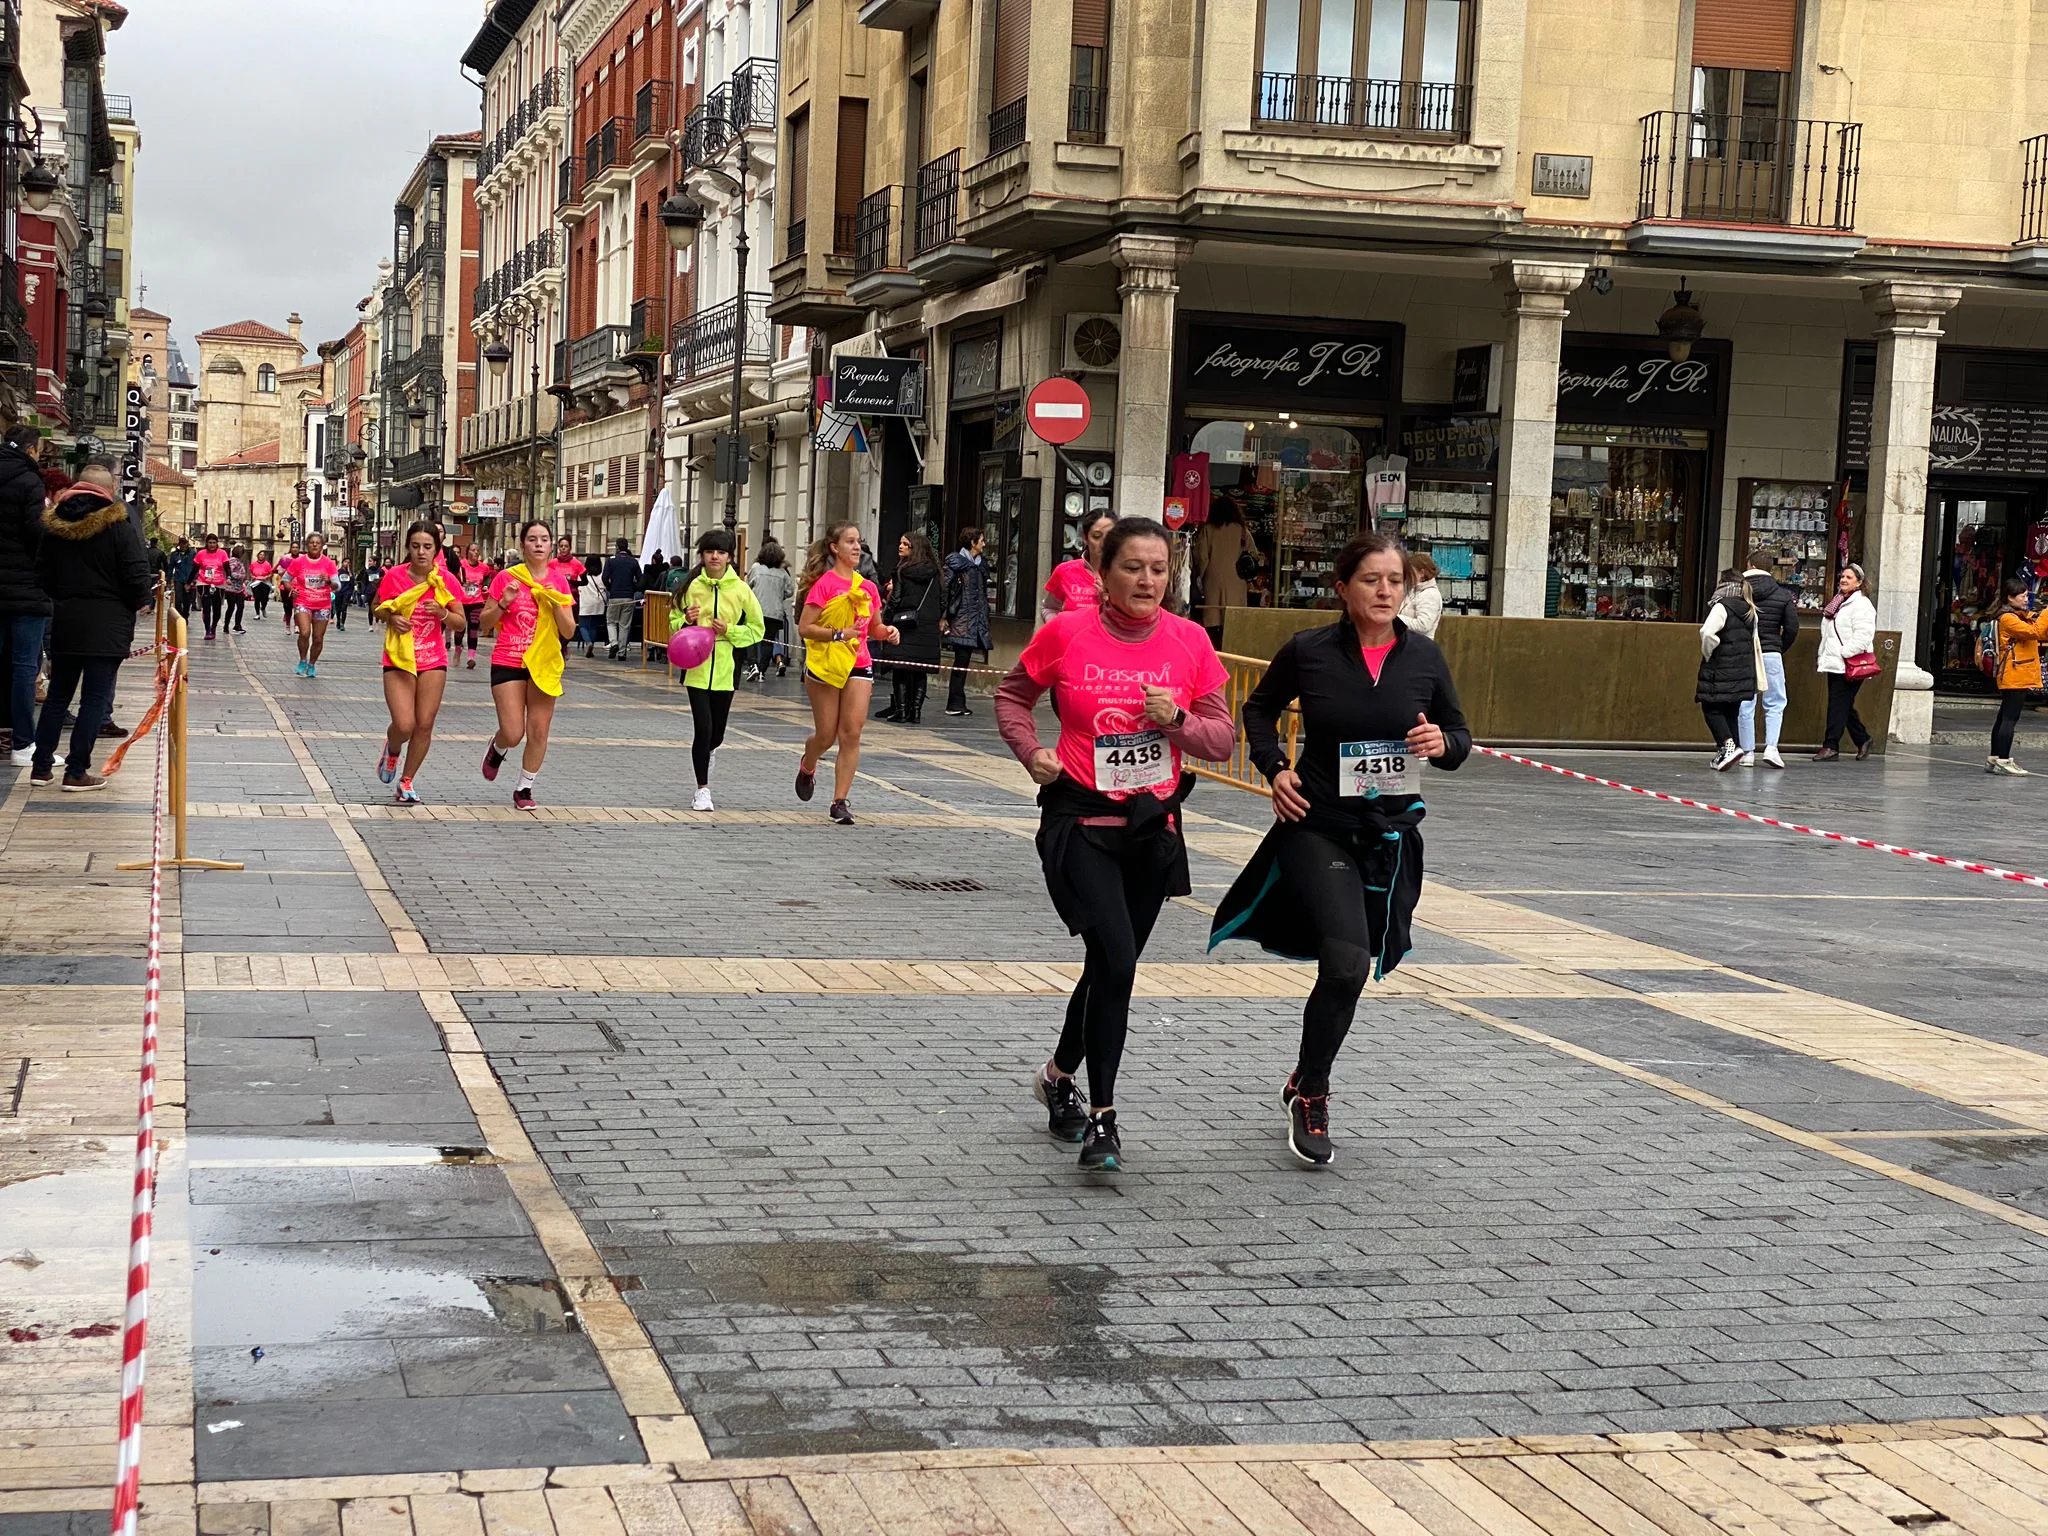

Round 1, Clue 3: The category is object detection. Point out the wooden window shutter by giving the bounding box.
[786,110,810,216]
[992,0,1030,109]
[608,455,623,494]
[624,455,641,494]
[1692,0,1797,72]
[1072,0,1108,52]
[834,98,869,245]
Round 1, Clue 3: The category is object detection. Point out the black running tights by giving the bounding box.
[199,586,224,632]
[1051,828,1174,1109]
[1273,823,1375,1097]
[687,685,733,786]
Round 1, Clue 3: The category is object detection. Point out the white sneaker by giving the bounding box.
[692,786,714,811]
[1712,743,1743,771]
[1760,747,1784,769]
[1995,757,2032,777]
[742,664,762,682]
[9,746,31,767]
[1738,751,1755,768]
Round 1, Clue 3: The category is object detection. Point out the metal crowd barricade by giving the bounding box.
[1185,651,1297,798]
[639,590,674,672]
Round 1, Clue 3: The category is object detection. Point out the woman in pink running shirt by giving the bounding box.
[480,520,576,810]
[1039,508,1114,624]
[373,523,465,804]
[996,515,1234,1174]
[456,546,491,669]
[248,551,276,620]
[793,522,900,825]
[192,534,231,640]
[288,533,339,677]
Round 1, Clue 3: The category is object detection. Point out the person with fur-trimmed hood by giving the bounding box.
[27,465,151,791]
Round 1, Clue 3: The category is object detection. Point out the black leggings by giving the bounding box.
[1273,823,1375,1097]
[252,584,271,617]
[224,593,246,631]
[1051,827,1175,1109]
[1994,690,2029,759]
[199,586,224,630]
[1702,702,1742,747]
[687,685,733,786]
[947,646,976,710]
[464,604,483,652]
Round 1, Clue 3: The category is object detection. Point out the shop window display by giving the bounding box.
[1733,478,1837,613]
[1547,429,1707,620]
[1189,415,1376,609]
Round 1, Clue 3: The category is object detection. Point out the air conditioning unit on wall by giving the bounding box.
[1064,313,1123,373]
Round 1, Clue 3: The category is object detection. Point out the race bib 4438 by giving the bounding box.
[1095,729,1172,794]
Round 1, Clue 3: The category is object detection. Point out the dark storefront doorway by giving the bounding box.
[1926,484,2048,691]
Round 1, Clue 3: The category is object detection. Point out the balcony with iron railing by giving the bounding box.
[634,80,674,159]
[2022,133,2048,248]
[628,296,667,354]
[1068,82,1108,145]
[386,444,443,484]
[559,156,586,217]
[383,337,444,391]
[914,151,960,256]
[987,98,1027,157]
[1253,73,1470,138]
[1632,110,1862,258]
[730,57,777,132]
[584,117,631,190]
[559,324,631,389]
[669,293,771,383]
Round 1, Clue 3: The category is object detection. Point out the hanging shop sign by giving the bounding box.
[949,328,1002,404]
[834,355,926,417]
[1556,342,1722,426]
[1180,317,1402,408]
[476,488,505,520]
[1404,416,1498,474]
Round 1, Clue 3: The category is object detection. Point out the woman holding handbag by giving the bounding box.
[877,532,944,724]
[1814,563,1878,762]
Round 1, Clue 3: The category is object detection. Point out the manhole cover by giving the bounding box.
[888,877,987,894]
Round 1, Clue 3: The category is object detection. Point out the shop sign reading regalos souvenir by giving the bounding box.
[1181,319,1402,408]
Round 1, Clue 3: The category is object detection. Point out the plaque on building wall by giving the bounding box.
[1557,343,1722,426]
[1404,416,1499,473]
[1532,154,1593,199]
[1181,318,1402,408]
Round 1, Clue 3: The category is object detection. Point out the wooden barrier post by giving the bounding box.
[120,602,242,873]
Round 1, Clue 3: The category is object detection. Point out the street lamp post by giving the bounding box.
[483,299,546,540]
[660,149,751,546]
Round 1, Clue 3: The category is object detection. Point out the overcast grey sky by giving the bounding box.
[109,1,483,360]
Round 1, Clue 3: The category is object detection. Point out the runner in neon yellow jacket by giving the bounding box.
[677,530,766,809]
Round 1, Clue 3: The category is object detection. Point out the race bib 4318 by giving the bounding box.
[1340,740,1417,798]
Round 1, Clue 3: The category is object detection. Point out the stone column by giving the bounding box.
[1493,261,1586,617]
[1861,280,1962,745]
[1111,232,1194,519]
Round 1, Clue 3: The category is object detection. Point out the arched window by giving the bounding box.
[257,364,277,392]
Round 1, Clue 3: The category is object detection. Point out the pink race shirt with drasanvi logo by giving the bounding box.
[1019,607,1229,800]
[460,559,489,604]
[194,549,231,587]
[249,559,274,582]
[805,568,876,668]
[290,556,338,611]
[487,566,568,665]
[1044,558,1100,612]
[376,567,453,671]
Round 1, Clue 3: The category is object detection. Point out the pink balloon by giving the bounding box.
[668,625,715,671]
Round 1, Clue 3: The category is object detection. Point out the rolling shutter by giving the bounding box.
[992,0,1030,109]
[1692,0,1797,72]
[835,98,869,250]
[786,109,810,218]
[1072,0,1108,51]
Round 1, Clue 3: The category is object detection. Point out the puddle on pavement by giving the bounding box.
[187,1136,496,1167]
[656,1239,1231,1454]
[196,1247,576,1348]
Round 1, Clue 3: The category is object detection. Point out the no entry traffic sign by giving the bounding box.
[1025,377,1092,446]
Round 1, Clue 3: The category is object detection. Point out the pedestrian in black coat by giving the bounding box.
[1696,570,1760,771]
[30,472,152,788]
[0,428,50,757]
[876,533,944,724]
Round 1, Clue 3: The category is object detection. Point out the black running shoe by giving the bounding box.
[829,798,855,825]
[1033,1070,1088,1142]
[1078,1110,1122,1172]
[795,761,816,801]
[1287,1091,1334,1167]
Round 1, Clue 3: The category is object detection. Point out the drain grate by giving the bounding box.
[887,876,987,894]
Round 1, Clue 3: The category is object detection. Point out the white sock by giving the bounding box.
[516,769,536,793]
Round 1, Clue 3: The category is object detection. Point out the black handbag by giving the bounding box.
[1236,549,1260,580]
[888,571,936,631]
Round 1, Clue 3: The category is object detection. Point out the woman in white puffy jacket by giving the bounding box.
[1814,562,1877,761]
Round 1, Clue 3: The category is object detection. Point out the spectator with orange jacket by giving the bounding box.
[1988,576,2048,776]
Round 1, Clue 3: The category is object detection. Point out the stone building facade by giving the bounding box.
[192,316,312,547]
[773,0,2048,740]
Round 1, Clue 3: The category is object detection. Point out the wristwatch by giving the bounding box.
[1168,706,1187,731]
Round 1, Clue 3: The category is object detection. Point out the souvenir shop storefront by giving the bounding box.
[1170,314,1406,611]
[1840,343,2048,692]
[1545,336,1731,624]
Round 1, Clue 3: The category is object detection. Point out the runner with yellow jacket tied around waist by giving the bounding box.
[373,521,467,805]
[794,521,901,825]
[675,527,765,811]
[479,519,577,811]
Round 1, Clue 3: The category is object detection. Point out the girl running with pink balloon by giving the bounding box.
[669,528,764,811]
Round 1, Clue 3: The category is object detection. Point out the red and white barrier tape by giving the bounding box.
[109,648,175,1536]
[1474,744,2048,892]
